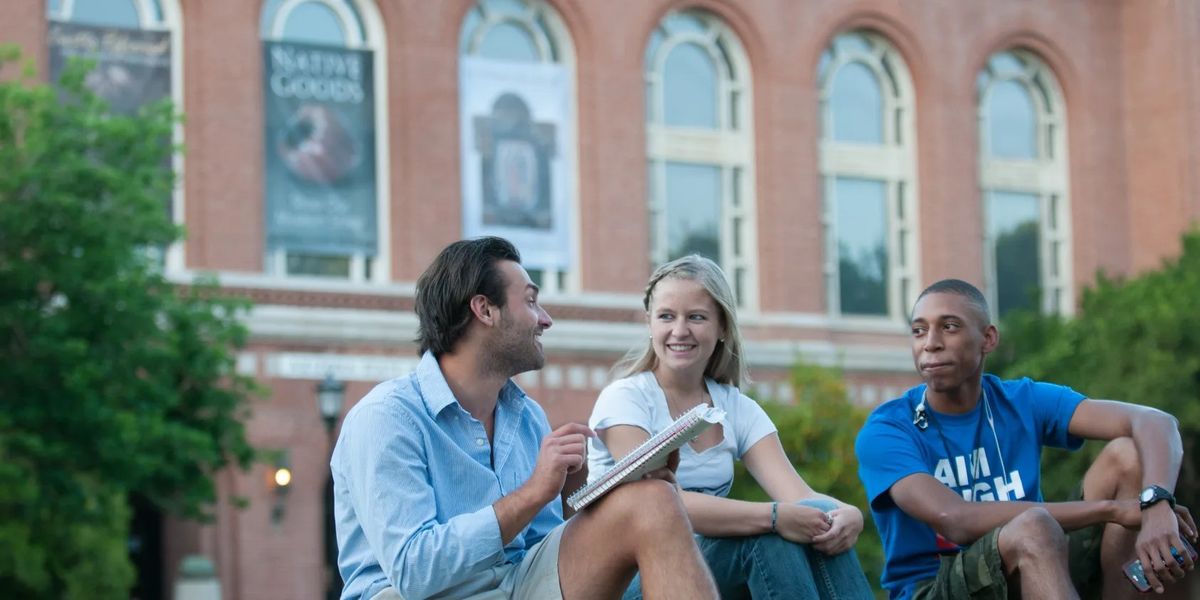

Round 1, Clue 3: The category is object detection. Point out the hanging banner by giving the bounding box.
[460,57,573,270]
[263,41,377,257]
[48,21,174,232]
[47,22,172,116]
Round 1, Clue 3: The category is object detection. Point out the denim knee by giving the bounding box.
[747,530,805,554]
[698,532,799,565]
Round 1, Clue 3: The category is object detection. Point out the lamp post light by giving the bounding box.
[316,372,346,438]
[270,450,292,525]
[316,372,346,600]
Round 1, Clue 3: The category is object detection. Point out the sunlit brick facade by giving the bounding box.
[5,1,1200,597]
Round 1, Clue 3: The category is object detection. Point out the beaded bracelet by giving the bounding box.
[770,501,779,533]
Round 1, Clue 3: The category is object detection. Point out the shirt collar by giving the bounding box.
[416,351,528,417]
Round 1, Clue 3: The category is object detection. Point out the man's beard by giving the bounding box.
[484,312,544,378]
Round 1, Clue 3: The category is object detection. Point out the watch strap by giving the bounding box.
[1140,484,1176,511]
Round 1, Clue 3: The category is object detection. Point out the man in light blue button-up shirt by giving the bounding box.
[332,237,718,600]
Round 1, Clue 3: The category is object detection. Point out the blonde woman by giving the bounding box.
[587,255,872,599]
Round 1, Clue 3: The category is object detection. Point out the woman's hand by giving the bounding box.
[773,503,833,544]
[810,505,864,555]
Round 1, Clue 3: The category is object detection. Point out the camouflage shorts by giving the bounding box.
[912,488,1103,599]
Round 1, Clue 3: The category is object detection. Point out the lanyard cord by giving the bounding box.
[921,388,989,488]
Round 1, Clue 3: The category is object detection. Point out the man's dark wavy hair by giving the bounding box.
[415,237,521,356]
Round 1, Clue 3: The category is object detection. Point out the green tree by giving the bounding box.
[0,47,258,596]
[729,362,886,596]
[990,230,1200,504]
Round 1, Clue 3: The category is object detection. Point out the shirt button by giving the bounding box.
[476,438,485,447]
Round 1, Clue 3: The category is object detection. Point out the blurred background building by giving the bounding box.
[4,0,1200,598]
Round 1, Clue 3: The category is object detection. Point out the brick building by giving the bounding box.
[4,0,1200,598]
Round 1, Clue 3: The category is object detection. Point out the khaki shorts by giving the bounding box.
[371,523,565,600]
[912,489,1104,600]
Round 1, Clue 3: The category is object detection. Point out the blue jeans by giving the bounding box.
[622,499,873,600]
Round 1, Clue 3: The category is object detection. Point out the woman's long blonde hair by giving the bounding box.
[613,255,749,386]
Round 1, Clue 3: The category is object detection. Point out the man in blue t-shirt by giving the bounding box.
[856,279,1198,599]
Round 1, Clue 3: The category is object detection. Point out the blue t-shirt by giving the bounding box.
[855,375,1086,599]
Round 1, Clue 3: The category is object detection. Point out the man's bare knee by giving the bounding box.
[599,480,687,533]
[1000,508,1068,567]
[1093,437,1139,480]
[1083,437,1140,500]
[590,480,696,542]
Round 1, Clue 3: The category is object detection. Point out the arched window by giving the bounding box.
[47,0,182,269]
[459,0,577,293]
[47,0,165,28]
[645,10,756,308]
[261,0,389,282]
[978,50,1070,317]
[818,31,917,319]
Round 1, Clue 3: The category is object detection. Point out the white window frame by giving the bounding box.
[459,0,579,296]
[818,31,918,322]
[49,0,187,274]
[50,0,166,28]
[645,10,757,310]
[260,0,391,284]
[978,49,1071,317]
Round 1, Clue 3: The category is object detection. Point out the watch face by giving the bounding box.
[1142,488,1155,502]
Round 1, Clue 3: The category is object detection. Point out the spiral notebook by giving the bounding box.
[567,404,726,512]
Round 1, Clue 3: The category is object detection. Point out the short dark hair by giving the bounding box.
[914,279,992,329]
[415,237,521,356]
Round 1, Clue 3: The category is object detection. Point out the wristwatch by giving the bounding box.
[1139,484,1176,511]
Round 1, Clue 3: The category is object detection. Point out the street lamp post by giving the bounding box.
[316,373,346,438]
[316,372,345,600]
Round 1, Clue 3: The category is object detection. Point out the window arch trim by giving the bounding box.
[977,54,1066,165]
[818,38,912,149]
[461,10,559,63]
[644,17,748,132]
[51,0,167,29]
[263,0,369,47]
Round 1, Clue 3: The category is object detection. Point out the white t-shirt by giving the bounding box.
[586,371,777,497]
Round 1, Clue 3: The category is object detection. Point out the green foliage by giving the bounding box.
[990,230,1200,503]
[729,362,886,596]
[0,47,259,596]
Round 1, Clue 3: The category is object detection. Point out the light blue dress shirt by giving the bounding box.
[331,352,563,599]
